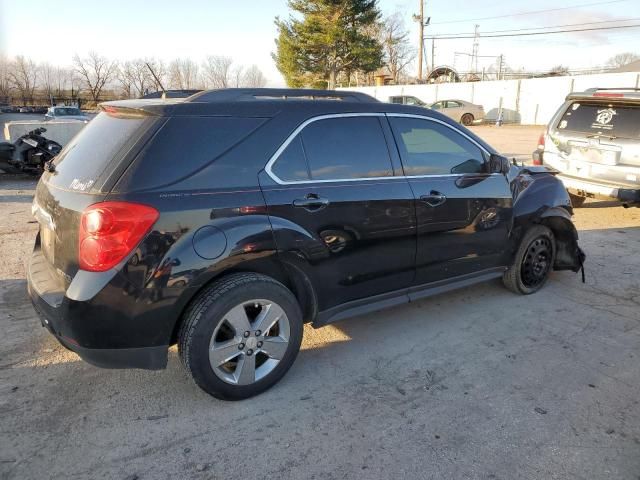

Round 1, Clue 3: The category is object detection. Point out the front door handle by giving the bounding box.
[420,191,447,207]
[293,194,330,211]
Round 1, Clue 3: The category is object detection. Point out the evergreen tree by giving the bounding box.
[274,0,384,89]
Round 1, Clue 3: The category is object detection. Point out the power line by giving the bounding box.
[430,18,640,37]
[426,23,640,39]
[429,0,629,25]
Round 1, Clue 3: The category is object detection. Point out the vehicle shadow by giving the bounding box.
[578,199,625,209]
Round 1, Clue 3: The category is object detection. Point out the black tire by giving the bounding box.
[178,273,303,400]
[569,192,586,208]
[503,225,555,295]
[461,113,474,126]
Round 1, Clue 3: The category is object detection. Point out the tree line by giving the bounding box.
[0,53,268,106]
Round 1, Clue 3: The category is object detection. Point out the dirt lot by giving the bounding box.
[1,128,639,479]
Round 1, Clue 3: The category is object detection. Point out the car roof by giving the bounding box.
[100,88,453,118]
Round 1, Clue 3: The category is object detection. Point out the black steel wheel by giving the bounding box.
[503,225,555,295]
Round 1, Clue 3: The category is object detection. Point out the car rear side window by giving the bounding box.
[299,116,393,181]
[390,117,486,175]
[118,116,266,191]
[557,102,640,139]
[47,112,151,191]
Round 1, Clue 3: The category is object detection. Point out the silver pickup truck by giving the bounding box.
[533,88,640,207]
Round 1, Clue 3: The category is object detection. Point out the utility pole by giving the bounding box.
[413,1,425,82]
[471,24,480,74]
[498,54,504,80]
[431,38,435,73]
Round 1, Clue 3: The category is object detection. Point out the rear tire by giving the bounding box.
[503,225,555,295]
[569,192,586,208]
[178,273,303,400]
[461,113,474,126]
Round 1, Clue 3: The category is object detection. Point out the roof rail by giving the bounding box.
[188,88,378,103]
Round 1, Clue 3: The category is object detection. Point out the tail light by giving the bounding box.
[79,202,159,272]
[533,133,545,165]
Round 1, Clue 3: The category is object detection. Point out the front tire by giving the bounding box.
[178,273,303,400]
[503,225,555,295]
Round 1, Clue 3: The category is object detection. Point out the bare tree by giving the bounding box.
[168,58,200,89]
[242,65,267,87]
[202,55,234,88]
[0,55,11,101]
[118,59,154,98]
[73,52,118,101]
[8,55,39,104]
[380,13,415,84]
[606,52,639,68]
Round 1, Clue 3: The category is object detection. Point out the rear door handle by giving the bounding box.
[293,195,330,211]
[420,191,447,207]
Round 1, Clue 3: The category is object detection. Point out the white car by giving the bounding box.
[44,106,89,122]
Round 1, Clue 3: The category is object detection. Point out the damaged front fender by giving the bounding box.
[509,166,586,277]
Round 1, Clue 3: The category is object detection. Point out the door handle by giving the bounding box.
[293,194,330,211]
[420,191,447,207]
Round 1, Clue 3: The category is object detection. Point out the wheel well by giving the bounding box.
[539,215,579,270]
[169,261,317,345]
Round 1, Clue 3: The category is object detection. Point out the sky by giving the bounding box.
[1,0,639,86]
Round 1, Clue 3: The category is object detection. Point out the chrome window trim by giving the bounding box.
[264,112,493,185]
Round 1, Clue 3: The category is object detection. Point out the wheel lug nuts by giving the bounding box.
[243,331,250,338]
[238,343,245,350]
[255,330,261,336]
[257,341,263,348]
[246,349,253,356]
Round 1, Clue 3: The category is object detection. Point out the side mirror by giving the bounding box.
[489,154,510,175]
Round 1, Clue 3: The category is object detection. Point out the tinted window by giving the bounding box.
[48,112,151,191]
[557,102,640,139]
[431,102,442,110]
[119,116,266,190]
[272,136,310,181]
[390,117,486,175]
[299,116,392,180]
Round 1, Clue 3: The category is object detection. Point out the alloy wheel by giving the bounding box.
[209,299,290,385]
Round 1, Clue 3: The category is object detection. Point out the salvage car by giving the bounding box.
[44,106,90,122]
[28,88,585,400]
[533,88,640,207]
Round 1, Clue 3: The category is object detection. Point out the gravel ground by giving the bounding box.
[1,127,639,479]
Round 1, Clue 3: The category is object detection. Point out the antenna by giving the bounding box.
[145,63,167,100]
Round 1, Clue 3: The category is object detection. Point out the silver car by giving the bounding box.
[430,99,485,126]
[533,88,640,207]
[44,106,89,122]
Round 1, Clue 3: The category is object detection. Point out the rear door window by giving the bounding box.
[557,102,640,139]
[299,116,393,180]
[47,112,152,192]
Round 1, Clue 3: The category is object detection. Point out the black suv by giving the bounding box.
[28,88,585,400]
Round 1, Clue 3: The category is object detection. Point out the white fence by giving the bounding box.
[340,72,640,125]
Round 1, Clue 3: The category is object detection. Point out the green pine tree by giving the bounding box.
[273,0,384,89]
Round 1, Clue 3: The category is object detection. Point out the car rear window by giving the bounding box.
[47,112,152,192]
[557,102,640,139]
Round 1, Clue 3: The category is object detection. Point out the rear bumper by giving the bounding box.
[558,174,640,205]
[27,246,168,370]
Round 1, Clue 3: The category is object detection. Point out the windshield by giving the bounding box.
[557,101,640,139]
[55,107,83,116]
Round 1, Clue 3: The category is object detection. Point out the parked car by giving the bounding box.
[388,95,428,107]
[44,106,89,122]
[430,99,485,126]
[19,106,33,113]
[28,88,584,400]
[533,88,640,207]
